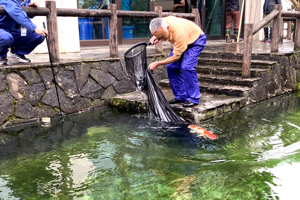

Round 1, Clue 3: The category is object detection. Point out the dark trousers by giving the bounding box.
[0,28,44,57]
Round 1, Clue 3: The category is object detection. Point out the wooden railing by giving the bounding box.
[0,1,199,62]
[243,4,300,78]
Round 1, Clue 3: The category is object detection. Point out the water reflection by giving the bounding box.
[0,93,300,199]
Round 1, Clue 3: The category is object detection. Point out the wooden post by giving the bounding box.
[294,8,300,51]
[242,24,253,78]
[279,17,284,43]
[192,8,199,26]
[109,4,118,57]
[271,4,282,53]
[287,21,292,40]
[45,1,60,62]
[155,6,163,52]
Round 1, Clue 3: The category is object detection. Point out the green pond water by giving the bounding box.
[1,93,300,200]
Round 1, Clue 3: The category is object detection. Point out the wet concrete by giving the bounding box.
[23,39,296,64]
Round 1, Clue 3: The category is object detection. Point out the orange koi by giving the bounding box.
[187,124,218,140]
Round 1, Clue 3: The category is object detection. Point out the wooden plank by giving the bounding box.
[109,4,118,57]
[294,8,300,51]
[253,10,279,35]
[271,5,282,53]
[46,1,60,62]
[242,24,253,78]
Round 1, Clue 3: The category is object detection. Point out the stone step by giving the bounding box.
[110,90,246,122]
[159,79,251,97]
[200,52,278,62]
[198,57,277,69]
[198,73,261,87]
[196,65,269,77]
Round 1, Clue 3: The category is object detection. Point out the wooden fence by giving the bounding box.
[243,4,300,78]
[0,1,199,62]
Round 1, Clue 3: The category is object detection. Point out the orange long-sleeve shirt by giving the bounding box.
[163,16,203,58]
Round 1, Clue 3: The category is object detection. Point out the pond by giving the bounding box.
[1,92,300,200]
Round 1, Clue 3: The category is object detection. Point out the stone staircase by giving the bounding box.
[111,51,294,123]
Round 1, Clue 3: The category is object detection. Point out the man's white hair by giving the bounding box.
[149,18,168,32]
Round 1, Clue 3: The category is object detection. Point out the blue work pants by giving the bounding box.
[167,34,206,105]
[0,29,44,57]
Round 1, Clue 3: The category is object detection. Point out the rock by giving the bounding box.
[16,100,35,119]
[0,92,14,125]
[108,62,126,80]
[80,78,105,100]
[74,64,91,91]
[6,73,28,100]
[42,86,72,112]
[0,72,6,92]
[25,83,45,106]
[101,85,117,100]
[39,68,53,89]
[113,79,136,94]
[57,70,80,100]
[20,68,42,84]
[90,69,116,88]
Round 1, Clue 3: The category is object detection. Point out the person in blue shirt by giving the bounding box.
[0,0,48,65]
[121,0,135,11]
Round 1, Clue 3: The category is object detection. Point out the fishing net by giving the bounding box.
[124,42,185,123]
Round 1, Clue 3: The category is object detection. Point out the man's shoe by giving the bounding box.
[0,57,8,65]
[169,98,182,104]
[183,100,196,107]
[8,51,31,63]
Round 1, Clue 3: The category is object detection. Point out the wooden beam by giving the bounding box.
[281,10,300,18]
[271,5,282,53]
[109,4,118,57]
[253,10,279,35]
[46,1,60,62]
[242,24,253,78]
[56,8,112,17]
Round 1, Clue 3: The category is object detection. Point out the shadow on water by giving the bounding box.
[0,93,300,199]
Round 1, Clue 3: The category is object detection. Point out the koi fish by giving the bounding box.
[187,124,218,140]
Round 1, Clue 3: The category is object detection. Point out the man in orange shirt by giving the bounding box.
[148,16,206,107]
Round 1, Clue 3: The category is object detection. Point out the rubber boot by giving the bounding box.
[233,29,243,42]
[266,28,272,43]
[260,27,269,43]
[225,29,231,43]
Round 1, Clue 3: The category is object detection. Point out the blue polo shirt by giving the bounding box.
[0,0,36,32]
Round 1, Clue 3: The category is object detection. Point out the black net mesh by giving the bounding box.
[124,43,184,123]
[124,42,148,91]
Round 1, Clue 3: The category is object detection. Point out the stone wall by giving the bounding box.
[0,54,167,129]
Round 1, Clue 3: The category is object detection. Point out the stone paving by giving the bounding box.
[24,39,295,64]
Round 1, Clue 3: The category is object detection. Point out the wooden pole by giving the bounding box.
[287,21,292,40]
[294,8,300,51]
[279,16,284,43]
[271,4,282,53]
[45,1,60,62]
[155,6,163,53]
[192,8,199,26]
[109,4,118,57]
[237,0,245,42]
[242,24,253,78]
